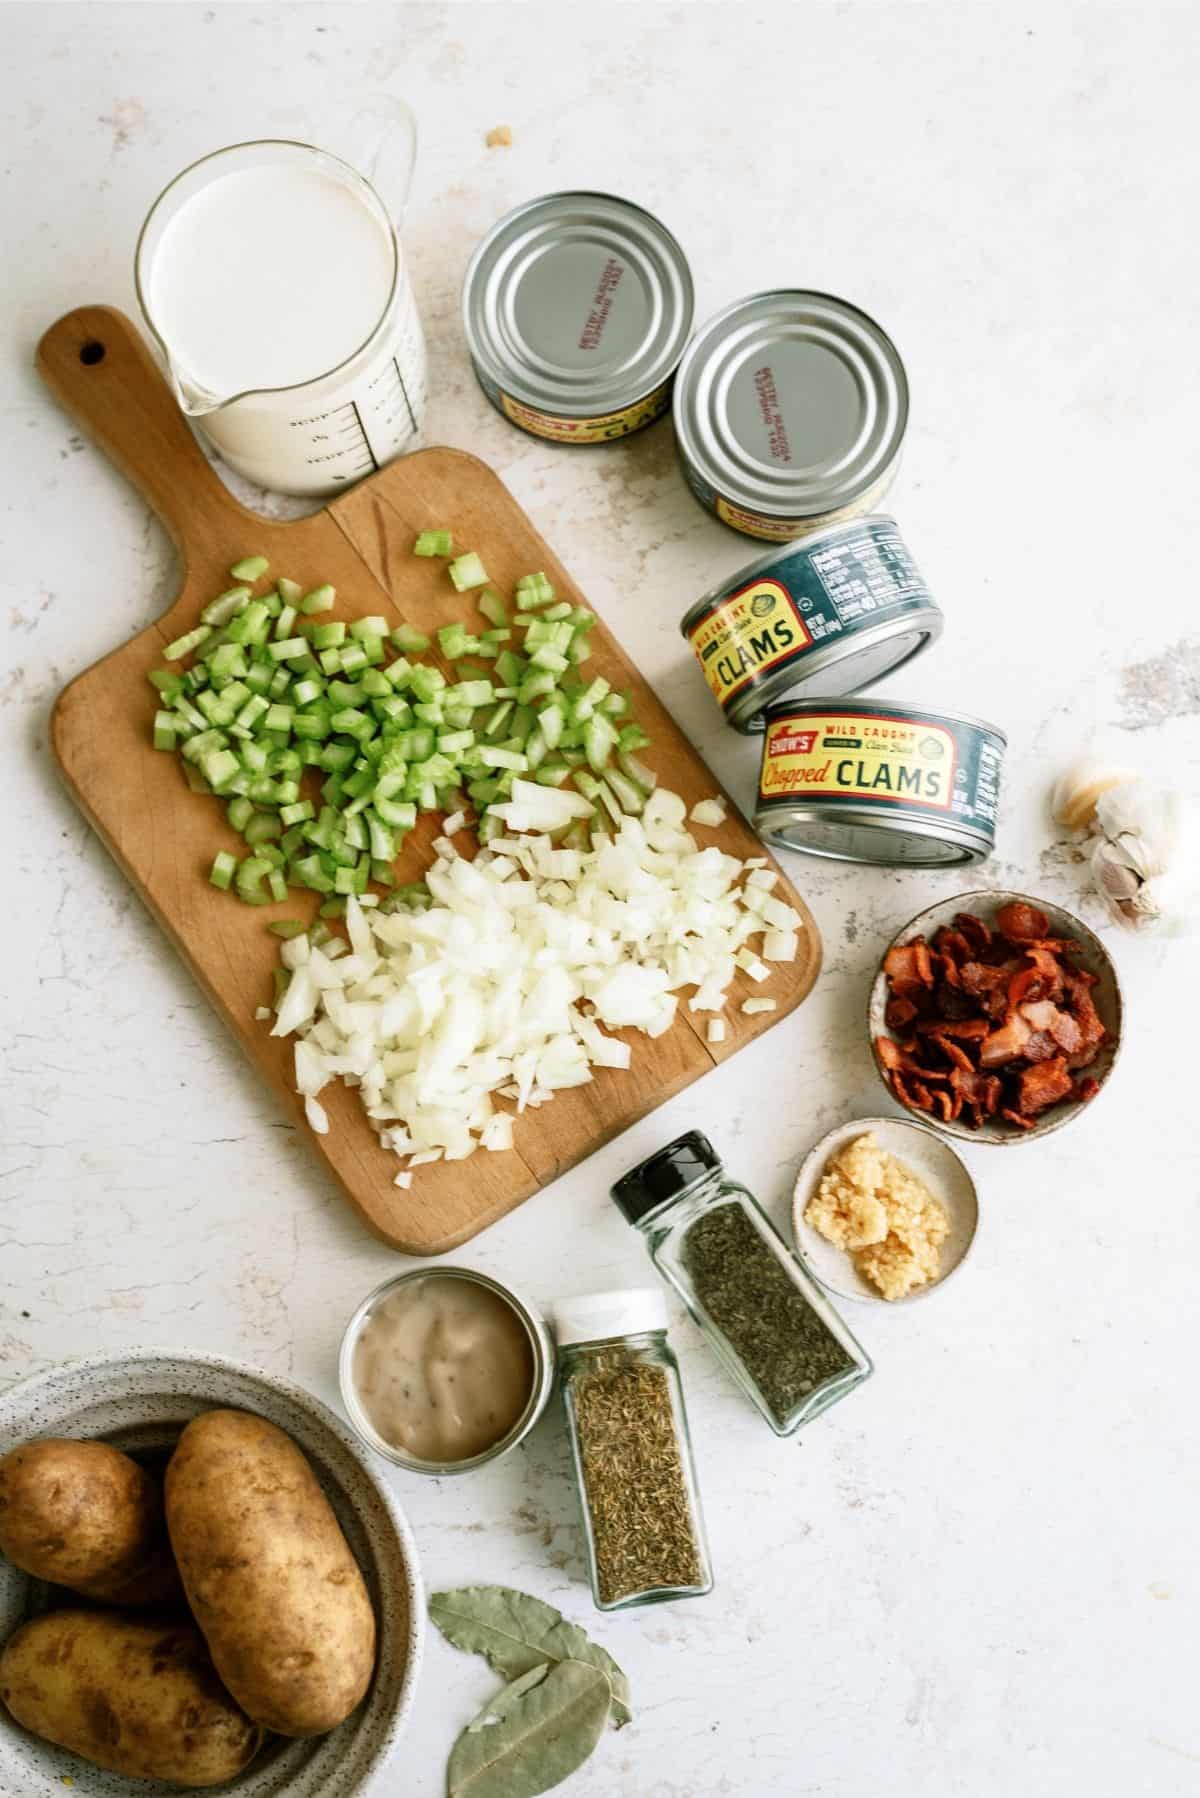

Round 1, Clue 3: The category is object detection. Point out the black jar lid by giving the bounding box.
[611,1131,721,1225]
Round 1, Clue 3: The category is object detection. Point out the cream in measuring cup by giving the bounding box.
[136,138,426,496]
[339,1269,555,1473]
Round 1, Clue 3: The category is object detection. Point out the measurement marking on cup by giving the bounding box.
[351,400,379,472]
[393,357,418,436]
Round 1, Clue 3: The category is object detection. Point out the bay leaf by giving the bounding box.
[430,1585,632,1727]
[468,1664,551,1731]
[448,1659,611,1798]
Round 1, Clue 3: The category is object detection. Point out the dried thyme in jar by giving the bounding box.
[553,1289,712,1611]
[611,1132,872,1436]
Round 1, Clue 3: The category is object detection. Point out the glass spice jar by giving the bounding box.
[611,1132,873,1437]
[552,1289,713,1613]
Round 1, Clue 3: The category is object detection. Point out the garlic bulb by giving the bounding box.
[1087,779,1197,933]
[1052,745,1198,933]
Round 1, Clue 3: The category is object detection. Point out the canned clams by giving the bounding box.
[754,700,1006,866]
[463,191,693,444]
[681,516,941,734]
[673,290,908,541]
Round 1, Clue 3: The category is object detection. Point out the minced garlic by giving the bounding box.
[806,1132,949,1301]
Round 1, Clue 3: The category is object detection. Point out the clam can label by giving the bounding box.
[756,701,1006,863]
[682,518,941,732]
[479,373,673,444]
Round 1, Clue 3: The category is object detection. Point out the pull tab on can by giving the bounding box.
[135,137,427,497]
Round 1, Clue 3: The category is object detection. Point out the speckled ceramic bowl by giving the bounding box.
[0,1352,424,1796]
[868,890,1122,1145]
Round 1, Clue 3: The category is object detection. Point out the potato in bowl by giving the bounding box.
[0,1352,423,1797]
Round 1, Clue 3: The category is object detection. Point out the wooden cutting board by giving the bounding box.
[40,305,821,1254]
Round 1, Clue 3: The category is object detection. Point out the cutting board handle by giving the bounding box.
[37,305,256,553]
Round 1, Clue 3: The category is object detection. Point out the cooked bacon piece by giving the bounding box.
[883,939,934,992]
[933,979,974,1020]
[933,926,973,967]
[1000,1107,1035,1130]
[980,1011,1033,1066]
[949,1065,1002,1111]
[885,995,919,1031]
[995,901,1050,943]
[874,1036,952,1083]
[908,1080,935,1112]
[960,960,1007,999]
[928,1032,976,1072]
[891,1070,924,1112]
[1016,1056,1073,1115]
[930,1088,954,1121]
[918,1015,989,1041]
[953,911,992,953]
[1062,970,1106,1041]
[960,959,1022,1020]
[1020,1000,1084,1055]
[1075,1076,1101,1102]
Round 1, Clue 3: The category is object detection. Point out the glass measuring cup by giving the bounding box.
[135,130,426,497]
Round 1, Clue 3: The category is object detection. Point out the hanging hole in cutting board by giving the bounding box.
[79,340,106,365]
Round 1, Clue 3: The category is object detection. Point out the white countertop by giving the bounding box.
[4,5,1199,1794]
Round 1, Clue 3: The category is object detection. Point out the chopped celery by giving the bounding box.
[300,583,336,614]
[413,529,453,556]
[448,551,488,592]
[230,555,269,581]
[209,851,237,890]
[164,625,212,661]
[391,623,431,654]
[478,588,510,628]
[152,711,179,750]
[201,586,252,626]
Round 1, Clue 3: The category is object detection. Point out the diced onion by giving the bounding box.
[274,792,788,1173]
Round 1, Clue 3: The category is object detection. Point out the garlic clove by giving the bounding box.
[1052,759,1136,831]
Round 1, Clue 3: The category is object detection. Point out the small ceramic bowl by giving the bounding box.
[792,1115,980,1305]
[0,1351,424,1798]
[868,889,1123,1145]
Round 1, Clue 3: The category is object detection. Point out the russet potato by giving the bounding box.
[0,1609,263,1785]
[165,1409,376,1736]
[0,1438,180,1605]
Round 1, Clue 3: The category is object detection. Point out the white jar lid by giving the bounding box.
[551,1287,667,1347]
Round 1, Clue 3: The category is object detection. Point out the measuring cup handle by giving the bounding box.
[37,306,254,550]
[344,96,418,221]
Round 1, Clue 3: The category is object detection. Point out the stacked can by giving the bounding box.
[672,291,1005,867]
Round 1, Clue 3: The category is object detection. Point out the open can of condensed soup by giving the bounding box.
[462,191,694,443]
[754,699,1006,866]
[339,1267,555,1474]
[673,290,908,540]
[680,516,941,734]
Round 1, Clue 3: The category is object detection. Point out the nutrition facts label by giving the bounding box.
[809,522,926,623]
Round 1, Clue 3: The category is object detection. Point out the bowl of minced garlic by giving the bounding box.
[791,1119,979,1303]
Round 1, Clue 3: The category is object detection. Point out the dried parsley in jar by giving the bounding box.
[611,1132,872,1436]
[553,1289,713,1612]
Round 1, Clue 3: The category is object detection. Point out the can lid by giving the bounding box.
[551,1287,668,1346]
[673,290,908,520]
[610,1130,721,1226]
[462,191,694,418]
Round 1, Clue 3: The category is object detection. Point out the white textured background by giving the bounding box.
[4,4,1199,1794]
